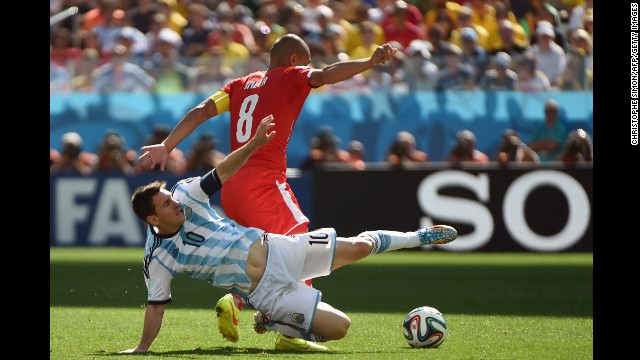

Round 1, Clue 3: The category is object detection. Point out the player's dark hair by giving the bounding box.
[131,180,167,224]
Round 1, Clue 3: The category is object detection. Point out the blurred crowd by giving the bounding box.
[50,0,594,93]
[50,97,593,176]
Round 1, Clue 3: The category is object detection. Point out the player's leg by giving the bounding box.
[331,225,458,270]
[218,172,310,341]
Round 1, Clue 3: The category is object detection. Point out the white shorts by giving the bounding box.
[245,228,336,334]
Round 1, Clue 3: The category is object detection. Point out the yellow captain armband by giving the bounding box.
[209,90,230,113]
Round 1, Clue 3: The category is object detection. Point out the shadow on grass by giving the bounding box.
[90,346,379,357]
[51,261,592,317]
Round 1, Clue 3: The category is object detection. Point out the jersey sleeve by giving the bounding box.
[171,176,209,204]
[286,66,317,88]
[145,257,173,305]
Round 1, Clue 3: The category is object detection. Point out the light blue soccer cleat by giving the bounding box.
[417,225,457,245]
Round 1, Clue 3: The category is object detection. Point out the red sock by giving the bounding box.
[231,293,243,310]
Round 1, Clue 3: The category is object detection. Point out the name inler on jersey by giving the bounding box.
[244,77,268,90]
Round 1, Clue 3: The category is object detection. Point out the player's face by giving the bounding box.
[151,188,185,233]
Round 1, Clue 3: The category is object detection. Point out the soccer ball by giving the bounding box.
[402,306,448,348]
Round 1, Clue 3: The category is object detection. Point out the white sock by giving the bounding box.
[270,323,326,342]
[361,230,420,255]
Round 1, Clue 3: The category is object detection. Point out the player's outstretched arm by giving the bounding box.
[309,43,398,87]
[119,303,165,353]
[215,115,276,183]
[138,97,220,171]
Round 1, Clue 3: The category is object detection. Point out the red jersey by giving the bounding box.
[222,66,316,173]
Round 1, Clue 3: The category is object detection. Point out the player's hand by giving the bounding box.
[138,144,169,171]
[370,43,398,65]
[251,115,276,148]
[119,347,146,354]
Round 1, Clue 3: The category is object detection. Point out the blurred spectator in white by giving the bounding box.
[515,52,551,92]
[95,130,137,175]
[450,6,490,50]
[93,8,127,55]
[530,20,566,88]
[117,26,150,65]
[527,99,569,162]
[557,128,593,164]
[559,28,592,90]
[479,51,517,90]
[458,27,489,85]
[532,5,568,51]
[489,19,529,57]
[180,3,214,58]
[144,29,192,93]
[93,44,157,92]
[568,0,592,34]
[385,131,429,169]
[186,132,227,173]
[402,40,439,91]
[495,129,540,164]
[383,1,424,50]
[125,0,159,34]
[300,126,351,170]
[50,132,98,175]
[302,0,336,35]
[524,0,561,41]
[435,44,476,91]
[447,129,489,164]
[347,140,367,170]
[145,12,182,60]
[50,60,73,93]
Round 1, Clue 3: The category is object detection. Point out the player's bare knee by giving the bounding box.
[353,238,373,259]
[326,315,351,340]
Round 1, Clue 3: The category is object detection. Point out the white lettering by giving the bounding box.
[88,178,144,245]
[417,171,493,252]
[503,171,590,252]
[55,179,97,244]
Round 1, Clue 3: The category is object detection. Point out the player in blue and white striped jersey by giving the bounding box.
[121,115,457,353]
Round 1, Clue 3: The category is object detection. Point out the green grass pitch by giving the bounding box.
[50,248,592,359]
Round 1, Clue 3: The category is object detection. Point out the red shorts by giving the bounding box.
[221,166,309,236]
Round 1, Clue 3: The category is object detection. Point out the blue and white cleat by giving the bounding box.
[417,225,457,245]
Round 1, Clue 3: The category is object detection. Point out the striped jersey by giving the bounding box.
[143,175,264,304]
